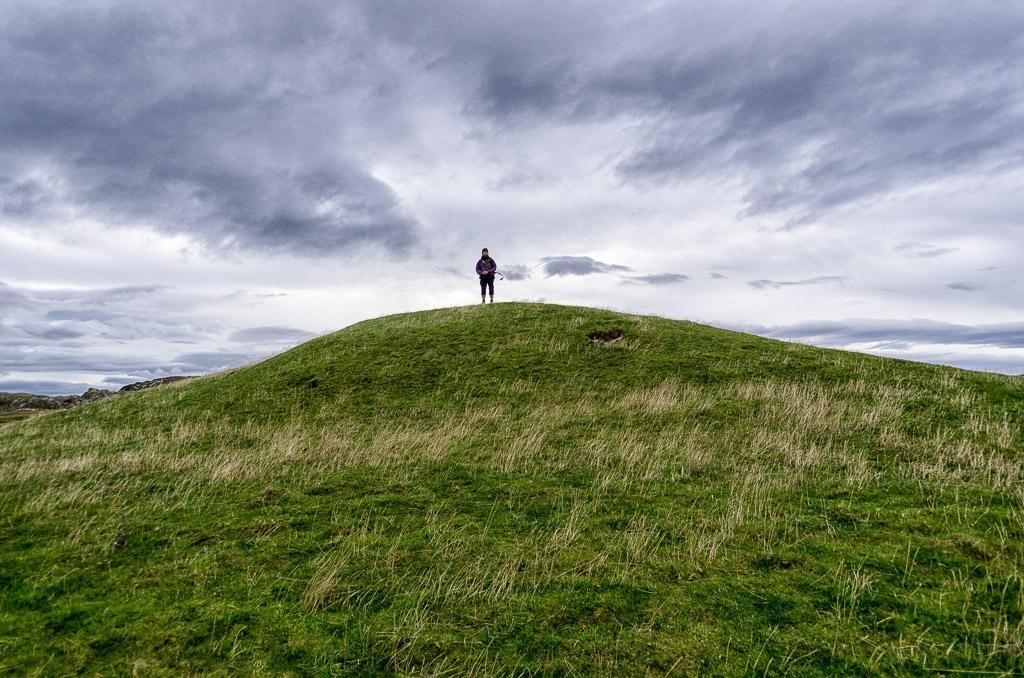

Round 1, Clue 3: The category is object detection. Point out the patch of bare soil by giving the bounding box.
[588,329,624,344]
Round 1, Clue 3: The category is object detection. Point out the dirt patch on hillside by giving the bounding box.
[588,329,624,344]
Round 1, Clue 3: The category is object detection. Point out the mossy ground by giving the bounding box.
[1,303,1021,674]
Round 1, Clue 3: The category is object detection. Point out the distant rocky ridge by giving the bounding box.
[117,376,192,392]
[0,376,193,415]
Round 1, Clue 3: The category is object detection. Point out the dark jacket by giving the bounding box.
[476,256,497,276]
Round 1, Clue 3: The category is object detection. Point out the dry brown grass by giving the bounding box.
[2,381,1012,506]
[906,434,1023,492]
[2,367,1019,591]
[615,379,682,413]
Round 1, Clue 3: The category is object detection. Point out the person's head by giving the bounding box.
[481,248,489,257]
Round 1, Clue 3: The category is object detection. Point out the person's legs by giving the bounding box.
[480,276,487,303]
[487,277,494,302]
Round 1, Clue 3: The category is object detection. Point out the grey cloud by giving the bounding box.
[101,376,147,389]
[45,309,117,322]
[171,351,264,373]
[748,276,844,290]
[946,282,983,292]
[474,62,579,121]
[900,353,1024,376]
[437,266,466,278]
[622,273,689,286]
[0,175,50,217]
[895,242,959,258]
[24,326,86,341]
[2,281,314,390]
[0,281,246,391]
[376,1,1024,226]
[0,379,95,397]
[0,2,419,257]
[229,326,315,343]
[541,256,632,277]
[0,348,160,374]
[501,265,530,281]
[223,290,289,300]
[1,345,263,380]
[6,1,1021,243]
[5,283,203,341]
[709,273,729,280]
[0,282,30,307]
[751,319,1024,350]
[611,9,1024,223]
[74,285,165,306]
[486,168,557,191]
[865,341,913,351]
[733,318,1024,375]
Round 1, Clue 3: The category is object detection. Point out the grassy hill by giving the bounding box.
[1,303,1021,675]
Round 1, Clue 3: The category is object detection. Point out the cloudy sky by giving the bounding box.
[2,0,1023,394]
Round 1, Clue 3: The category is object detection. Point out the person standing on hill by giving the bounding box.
[476,248,497,304]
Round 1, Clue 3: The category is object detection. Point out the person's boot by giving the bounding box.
[481,296,486,304]
[489,296,494,303]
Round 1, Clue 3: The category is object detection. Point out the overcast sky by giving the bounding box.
[2,0,1023,394]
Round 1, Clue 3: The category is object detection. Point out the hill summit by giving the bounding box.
[1,303,1021,674]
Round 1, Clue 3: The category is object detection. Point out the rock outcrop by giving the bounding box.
[0,377,194,415]
[0,388,113,413]
[118,376,192,392]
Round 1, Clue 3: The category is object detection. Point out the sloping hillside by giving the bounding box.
[1,303,1021,674]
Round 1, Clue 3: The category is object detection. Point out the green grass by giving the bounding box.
[1,303,1021,674]
[0,410,40,426]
